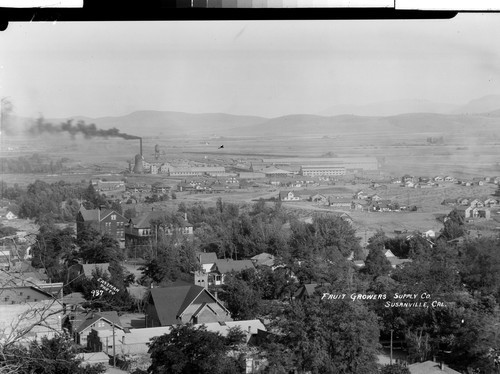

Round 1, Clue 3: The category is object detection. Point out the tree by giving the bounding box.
[220,274,262,320]
[363,247,392,277]
[77,226,123,264]
[268,298,380,374]
[0,335,106,374]
[312,215,362,258]
[460,238,500,301]
[147,325,244,374]
[31,224,76,281]
[441,209,465,241]
[139,239,198,286]
[124,208,137,219]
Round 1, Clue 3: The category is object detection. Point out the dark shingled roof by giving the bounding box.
[196,252,218,264]
[293,283,332,298]
[130,211,193,229]
[130,211,169,228]
[149,285,207,326]
[79,207,100,221]
[213,259,255,274]
[78,207,124,222]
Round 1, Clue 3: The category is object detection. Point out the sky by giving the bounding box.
[1,13,500,119]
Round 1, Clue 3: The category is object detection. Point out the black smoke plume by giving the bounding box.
[28,117,140,140]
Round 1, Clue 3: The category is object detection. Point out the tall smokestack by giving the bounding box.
[139,138,143,156]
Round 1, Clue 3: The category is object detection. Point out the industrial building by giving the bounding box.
[168,166,226,177]
[262,157,379,170]
[300,165,346,177]
[90,179,125,193]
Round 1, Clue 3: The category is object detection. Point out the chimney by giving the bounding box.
[440,362,444,370]
[139,138,143,156]
[214,291,218,300]
[184,212,187,221]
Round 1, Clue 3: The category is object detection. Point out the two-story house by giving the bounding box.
[76,207,127,248]
[125,211,194,250]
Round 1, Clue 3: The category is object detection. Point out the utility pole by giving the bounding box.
[390,329,394,365]
[112,322,116,367]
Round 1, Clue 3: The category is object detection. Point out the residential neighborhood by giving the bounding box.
[3,13,500,374]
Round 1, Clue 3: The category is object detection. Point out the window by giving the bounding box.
[111,215,116,220]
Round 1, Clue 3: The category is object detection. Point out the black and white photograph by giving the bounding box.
[1,8,500,374]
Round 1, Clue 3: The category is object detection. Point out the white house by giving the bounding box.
[279,191,300,201]
[5,211,17,220]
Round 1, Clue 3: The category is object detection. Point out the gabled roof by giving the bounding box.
[0,286,54,300]
[130,211,193,229]
[78,207,124,222]
[149,285,228,326]
[279,191,294,199]
[408,360,460,374]
[213,259,255,274]
[130,210,168,228]
[294,283,331,298]
[78,207,99,221]
[196,251,218,265]
[75,311,123,333]
[384,249,396,258]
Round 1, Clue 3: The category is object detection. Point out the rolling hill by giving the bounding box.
[9,99,500,140]
[225,112,500,137]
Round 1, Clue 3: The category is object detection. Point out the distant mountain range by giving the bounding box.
[319,95,500,117]
[7,94,500,138]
